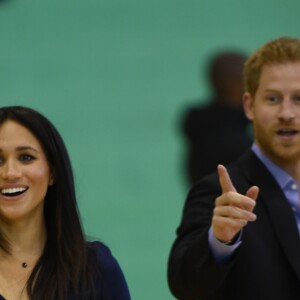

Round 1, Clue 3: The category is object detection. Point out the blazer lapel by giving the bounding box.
[240,150,300,280]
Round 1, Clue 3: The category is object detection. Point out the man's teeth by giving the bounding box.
[278,129,297,135]
[1,187,27,195]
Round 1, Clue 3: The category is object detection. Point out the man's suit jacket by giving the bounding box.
[168,150,300,300]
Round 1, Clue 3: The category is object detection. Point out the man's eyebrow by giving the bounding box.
[263,89,278,92]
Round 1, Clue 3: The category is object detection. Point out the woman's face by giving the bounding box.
[0,120,53,223]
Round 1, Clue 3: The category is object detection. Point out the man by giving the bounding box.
[168,36,300,299]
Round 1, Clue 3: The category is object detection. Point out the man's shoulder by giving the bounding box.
[191,150,261,191]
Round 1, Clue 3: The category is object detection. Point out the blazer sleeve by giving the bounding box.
[93,242,131,300]
[167,173,237,300]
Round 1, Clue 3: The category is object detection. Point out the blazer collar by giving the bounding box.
[239,150,300,280]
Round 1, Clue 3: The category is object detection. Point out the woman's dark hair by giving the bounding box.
[0,106,98,299]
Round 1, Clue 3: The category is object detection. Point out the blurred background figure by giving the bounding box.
[0,0,11,5]
[181,50,253,186]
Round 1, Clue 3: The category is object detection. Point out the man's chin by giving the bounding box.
[270,149,300,166]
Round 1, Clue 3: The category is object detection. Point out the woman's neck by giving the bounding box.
[0,215,46,258]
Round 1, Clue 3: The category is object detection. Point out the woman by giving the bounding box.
[0,106,130,300]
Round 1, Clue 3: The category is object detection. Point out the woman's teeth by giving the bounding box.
[1,187,27,196]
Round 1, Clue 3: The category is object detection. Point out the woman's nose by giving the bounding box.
[0,160,21,180]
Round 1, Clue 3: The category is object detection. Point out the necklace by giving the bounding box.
[12,255,38,269]
[0,248,42,270]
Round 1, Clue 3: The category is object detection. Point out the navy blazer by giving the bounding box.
[168,150,300,300]
[0,242,130,300]
[85,241,131,300]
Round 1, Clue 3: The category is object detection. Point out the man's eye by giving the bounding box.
[19,154,35,162]
[267,95,279,102]
[294,95,300,102]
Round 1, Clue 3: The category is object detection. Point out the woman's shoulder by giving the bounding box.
[87,241,121,269]
[87,241,131,300]
[88,241,113,258]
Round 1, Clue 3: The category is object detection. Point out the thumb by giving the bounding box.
[246,186,259,201]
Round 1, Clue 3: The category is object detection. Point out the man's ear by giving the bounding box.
[243,92,254,121]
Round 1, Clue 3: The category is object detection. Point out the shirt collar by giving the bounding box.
[251,143,294,190]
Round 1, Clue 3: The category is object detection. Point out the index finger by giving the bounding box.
[217,164,237,193]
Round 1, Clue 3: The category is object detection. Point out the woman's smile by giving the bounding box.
[0,120,53,222]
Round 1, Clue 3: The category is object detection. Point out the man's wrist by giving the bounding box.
[217,233,240,245]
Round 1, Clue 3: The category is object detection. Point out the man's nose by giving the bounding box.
[278,100,296,121]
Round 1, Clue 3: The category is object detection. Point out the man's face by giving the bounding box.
[244,62,300,166]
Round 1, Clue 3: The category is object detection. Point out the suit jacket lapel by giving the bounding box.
[239,150,300,280]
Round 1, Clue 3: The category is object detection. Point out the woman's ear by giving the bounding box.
[243,92,254,121]
[48,171,55,186]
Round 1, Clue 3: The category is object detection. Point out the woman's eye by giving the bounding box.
[19,154,35,162]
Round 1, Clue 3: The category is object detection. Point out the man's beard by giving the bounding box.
[254,124,300,166]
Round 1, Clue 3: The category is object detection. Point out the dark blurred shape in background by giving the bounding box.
[181,50,253,186]
[0,0,11,5]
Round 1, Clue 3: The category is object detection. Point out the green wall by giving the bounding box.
[0,1,299,299]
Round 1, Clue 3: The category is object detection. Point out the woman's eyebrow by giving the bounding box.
[15,146,39,153]
[0,146,39,153]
